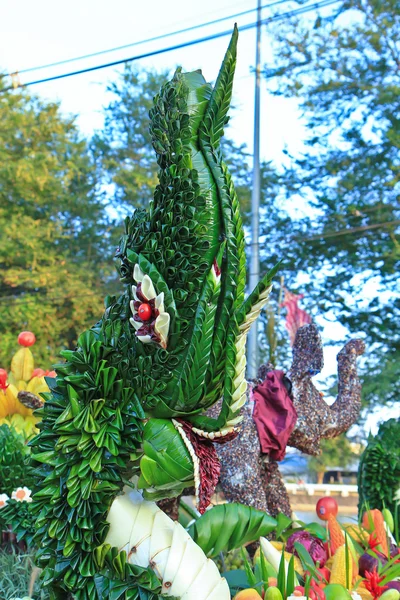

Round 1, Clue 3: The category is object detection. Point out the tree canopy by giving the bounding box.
[0,81,116,366]
[2,7,398,417]
[263,0,400,408]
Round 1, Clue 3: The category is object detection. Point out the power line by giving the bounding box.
[1,0,341,93]
[2,0,294,79]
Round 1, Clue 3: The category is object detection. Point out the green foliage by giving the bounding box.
[113,27,265,431]
[30,324,148,598]
[265,0,400,408]
[0,424,33,494]
[0,80,117,367]
[358,418,400,523]
[0,499,36,547]
[138,419,194,500]
[189,502,277,557]
[308,435,361,483]
[92,48,285,374]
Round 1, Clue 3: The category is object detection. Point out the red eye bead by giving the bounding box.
[138,303,152,321]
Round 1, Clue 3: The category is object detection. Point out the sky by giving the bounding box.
[0,0,307,159]
[0,0,390,434]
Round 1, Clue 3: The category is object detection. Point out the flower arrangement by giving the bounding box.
[0,485,36,549]
[227,500,399,600]
[0,332,54,549]
[0,331,55,438]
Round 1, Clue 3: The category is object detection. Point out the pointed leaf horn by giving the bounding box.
[200,25,239,149]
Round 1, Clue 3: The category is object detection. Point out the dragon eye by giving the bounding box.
[138,303,152,321]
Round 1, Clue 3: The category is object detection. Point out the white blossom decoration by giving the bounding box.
[129,264,170,349]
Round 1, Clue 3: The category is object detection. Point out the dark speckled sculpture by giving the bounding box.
[213,322,365,516]
[288,322,366,454]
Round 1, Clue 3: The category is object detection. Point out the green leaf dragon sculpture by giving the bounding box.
[30,27,277,599]
[358,417,400,526]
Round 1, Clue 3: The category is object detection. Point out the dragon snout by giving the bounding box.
[339,338,366,357]
[349,338,366,356]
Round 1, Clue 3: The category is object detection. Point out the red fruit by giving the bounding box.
[295,586,316,599]
[18,331,36,347]
[317,566,330,583]
[32,368,46,378]
[0,368,8,390]
[310,581,326,599]
[138,303,152,321]
[305,568,329,586]
[316,497,338,521]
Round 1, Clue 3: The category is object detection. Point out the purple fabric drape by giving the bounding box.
[252,370,298,461]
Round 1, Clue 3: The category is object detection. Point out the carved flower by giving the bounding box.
[130,264,170,349]
[0,493,9,508]
[364,567,388,598]
[12,486,32,502]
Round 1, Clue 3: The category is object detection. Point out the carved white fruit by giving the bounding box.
[105,487,230,599]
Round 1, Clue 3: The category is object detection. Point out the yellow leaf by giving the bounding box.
[11,347,34,381]
[7,372,17,386]
[10,413,26,432]
[5,384,19,414]
[0,391,9,418]
[27,375,49,395]
[15,398,32,417]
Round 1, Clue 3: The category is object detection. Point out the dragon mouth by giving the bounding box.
[172,420,238,514]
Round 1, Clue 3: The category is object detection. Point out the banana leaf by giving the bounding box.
[188,502,277,557]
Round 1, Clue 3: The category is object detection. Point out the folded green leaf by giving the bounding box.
[189,503,277,557]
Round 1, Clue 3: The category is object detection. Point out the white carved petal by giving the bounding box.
[105,491,141,550]
[168,540,207,597]
[130,300,138,316]
[134,264,145,283]
[131,286,139,301]
[142,275,157,301]
[225,415,243,427]
[162,524,191,594]
[211,263,221,284]
[181,559,222,599]
[128,504,160,568]
[204,578,230,600]
[149,511,174,580]
[137,335,153,344]
[155,312,170,348]
[130,318,143,331]
[155,292,165,313]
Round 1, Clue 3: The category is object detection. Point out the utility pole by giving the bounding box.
[247,0,262,379]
